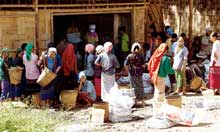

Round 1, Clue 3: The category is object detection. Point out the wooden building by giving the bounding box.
[0,0,164,55]
[0,0,219,55]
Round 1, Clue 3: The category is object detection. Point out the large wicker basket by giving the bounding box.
[60,90,78,109]
[8,67,23,85]
[165,95,182,108]
[37,67,56,87]
[190,77,204,91]
[93,102,109,122]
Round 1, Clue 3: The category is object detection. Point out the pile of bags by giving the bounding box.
[107,83,134,123]
[142,73,153,94]
[146,103,203,129]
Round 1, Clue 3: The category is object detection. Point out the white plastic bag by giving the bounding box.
[109,115,132,123]
[145,117,177,129]
[160,104,200,126]
[203,97,220,110]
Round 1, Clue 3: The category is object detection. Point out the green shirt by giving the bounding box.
[121,33,129,52]
[158,55,174,77]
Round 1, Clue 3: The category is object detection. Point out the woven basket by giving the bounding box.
[190,77,203,91]
[37,67,56,87]
[60,90,78,109]
[8,67,23,85]
[93,102,109,122]
[165,95,182,108]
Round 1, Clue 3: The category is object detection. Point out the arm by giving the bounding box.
[94,55,101,67]
[124,56,129,73]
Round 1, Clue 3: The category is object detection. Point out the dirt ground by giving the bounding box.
[66,94,220,132]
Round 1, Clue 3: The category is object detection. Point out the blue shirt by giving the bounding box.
[81,80,96,101]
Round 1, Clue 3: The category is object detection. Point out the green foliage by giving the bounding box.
[0,104,71,132]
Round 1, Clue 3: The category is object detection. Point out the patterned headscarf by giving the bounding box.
[25,43,34,61]
[85,44,95,54]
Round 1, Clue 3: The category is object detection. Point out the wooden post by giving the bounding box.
[34,0,39,55]
[188,0,193,50]
[113,14,120,45]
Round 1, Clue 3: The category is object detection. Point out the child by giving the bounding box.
[172,37,189,95]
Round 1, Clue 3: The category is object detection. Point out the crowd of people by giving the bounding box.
[0,23,219,108]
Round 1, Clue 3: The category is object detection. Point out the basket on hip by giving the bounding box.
[37,67,56,87]
[8,67,23,85]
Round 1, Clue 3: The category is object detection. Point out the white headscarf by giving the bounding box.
[48,47,57,54]
[131,42,141,52]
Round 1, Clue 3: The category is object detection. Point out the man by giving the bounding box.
[119,26,130,67]
[201,27,212,56]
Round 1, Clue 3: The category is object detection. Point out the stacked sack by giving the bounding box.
[107,83,135,123]
[142,73,153,94]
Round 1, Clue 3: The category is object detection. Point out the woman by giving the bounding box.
[23,43,40,99]
[77,71,96,106]
[94,45,104,100]
[14,48,25,100]
[172,37,189,95]
[95,42,120,101]
[209,32,220,94]
[124,43,145,105]
[38,47,61,107]
[62,43,78,89]
[0,48,14,100]
[148,43,174,102]
[84,44,95,80]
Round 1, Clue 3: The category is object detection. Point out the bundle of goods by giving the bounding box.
[142,73,153,94]
[107,84,134,123]
[117,76,130,85]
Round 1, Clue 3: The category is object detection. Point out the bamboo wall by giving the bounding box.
[0,11,35,56]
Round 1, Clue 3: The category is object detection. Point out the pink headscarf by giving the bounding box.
[104,42,113,53]
[85,44,94,53]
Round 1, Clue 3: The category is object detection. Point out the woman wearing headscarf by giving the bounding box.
[61,43,78,89]
[148,43,174,102]
[23,43,40,97]
[124,43,145,105]
[172,37,188,95]
[38,47,62,107]
[0,48,15,100]
[13,48,25,100]
[95,42,120,101]
[94,45,104,99]
[77,71,96,106]
[84,44,95,81]
[86,24,99,46]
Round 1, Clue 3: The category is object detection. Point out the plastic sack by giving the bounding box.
[117,76,130,85]
[203,97,220,110]
[107,83,135,109]
[145,117,177,129]
[55,124,90,132]
[109,106,132,117]
[160,104,200,126]
[109,115,132,123]
[119,88,135,98]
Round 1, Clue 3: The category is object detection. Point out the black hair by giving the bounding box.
[157,32,167,43]
[119,26,126,32]
[181,33,186,37]
[151,31,158,38]
[134,45,140,52]
[172,33,178,38]
[165,26,170,31]
[21,43,27,50]
[143,43,150,51]
[211,32,218,38]
[149,24,156,31]
[47,42,55,48]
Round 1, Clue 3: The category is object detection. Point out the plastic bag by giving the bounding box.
[160,104,200,126]
[109,115,132,123]
[119,88,135,98]
[145,117,177,129]
[203,97,220,110]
